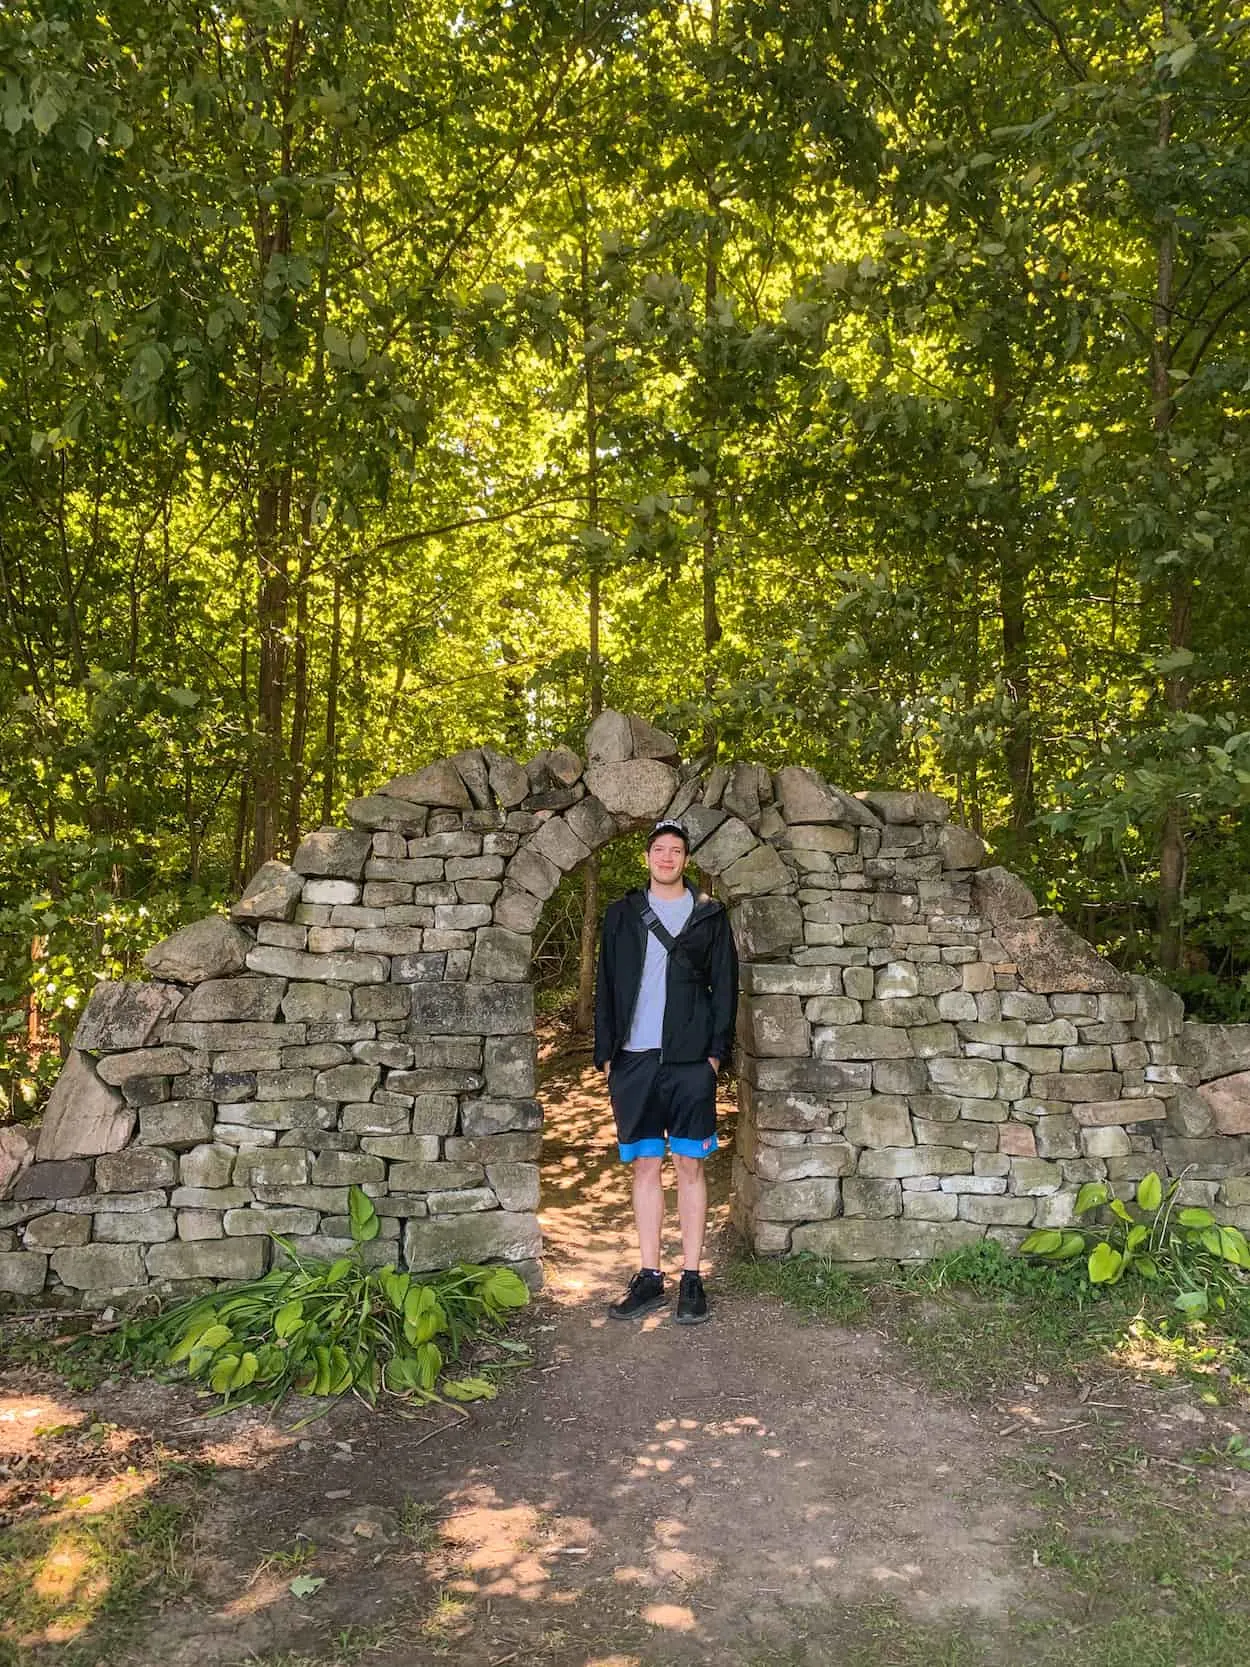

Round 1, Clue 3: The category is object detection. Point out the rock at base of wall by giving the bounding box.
[0,1251,48,1294]
[790,1217,983,1261]
[35,1053,133,1162]
[145,1237,269,1281]
[50,1243,146,1290]
[403,1211,541,1271]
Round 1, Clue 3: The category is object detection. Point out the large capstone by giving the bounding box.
[230,861,304,923]
[144,916,253,984]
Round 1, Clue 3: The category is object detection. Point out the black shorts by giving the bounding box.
[608,1049,718,1163]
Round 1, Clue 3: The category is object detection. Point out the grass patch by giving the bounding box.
[1016,1459,1250,1666]
[731,1240,1250,1401]
[0,1455,206,1667]
[725,1249,872,1324]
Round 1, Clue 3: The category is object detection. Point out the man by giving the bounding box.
[594,817,738,1325]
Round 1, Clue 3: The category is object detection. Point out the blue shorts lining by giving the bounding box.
[669,1134,719,1159]
[618,1138,666,1163]
[618,1134,719,1163]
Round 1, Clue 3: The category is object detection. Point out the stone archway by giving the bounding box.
[3,712,1248,1307]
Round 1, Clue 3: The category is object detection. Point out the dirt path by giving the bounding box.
[5,1052,1246,1666]
[151,1054,1033,1665]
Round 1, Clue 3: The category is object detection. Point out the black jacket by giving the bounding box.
[594,883,738,1070]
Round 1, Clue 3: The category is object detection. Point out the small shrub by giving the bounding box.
[1020,1170,1250,1319]
[115,1187,530,1411]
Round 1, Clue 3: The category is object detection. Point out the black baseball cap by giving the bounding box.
[646,818,690,851]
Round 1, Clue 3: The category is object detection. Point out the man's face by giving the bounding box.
[647,834,687,886]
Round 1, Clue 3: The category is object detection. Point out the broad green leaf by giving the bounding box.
[210,1356,240,1394]
[1178,1208,1216,1228]
[349,1185,380,1243]
[415,1342,442,1389]
[1019,1229,1063,1257]
[482,1268,530,1308]
[1056,1233,1086,1259]
[289,1575,325,1598]
[1174,1289,1209,1317]
[1074,1182,1110,1217]
[441,1377,498,1402]
[1126,1224,1147,1250]
[198,1324,233,1350]
[274,1301,304,1339]
[1109,1199,1132,1223]
[1088,1243,1123,1284]
[1136,1173,1163,1212]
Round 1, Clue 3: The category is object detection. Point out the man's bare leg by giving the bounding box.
[632,1155,664,1269]
[673,1153,708,1271]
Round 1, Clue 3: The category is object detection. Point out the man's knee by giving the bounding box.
[632,1154,663,1182]
[673,1153,706,1186]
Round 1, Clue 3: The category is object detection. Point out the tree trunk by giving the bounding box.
[575,197,605,1036]
[252,470,290,868]
[321,565,342,826]
[1152,36,1185,971]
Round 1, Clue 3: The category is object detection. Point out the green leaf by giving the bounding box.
[1056,1232,1086,1260]
[1074,1182,1110,1217]
[1126,1224,1148,1251]
[289,1575,325,1598]
[1109,1199,1133,1223]
[1088,1243,1123,1284]
[482,1268,530,1308]
[348,1185,380,1243]
[1174,1289,1209,1317]
[209,1356,240,1394]
[441,1376,497,1402]
[274,1300,304,1339]
[1019,1229,1063,1256]
[198,1324,233,1350]
[1178,1208,1216,1228]
[1136,1173,1163,1212]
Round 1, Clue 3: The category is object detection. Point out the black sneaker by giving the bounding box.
[674,1271,709,1326]
[608,1269,667,1321]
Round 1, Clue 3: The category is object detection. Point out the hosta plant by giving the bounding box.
[1019,1170,1250,1319]
[117,1187,531,1410]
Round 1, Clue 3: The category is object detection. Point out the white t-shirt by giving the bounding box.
[624,888,695,1051]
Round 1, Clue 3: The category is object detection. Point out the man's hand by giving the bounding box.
[707,1056,720,1073]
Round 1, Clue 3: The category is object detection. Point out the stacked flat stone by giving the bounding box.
[2,712,1248,1305]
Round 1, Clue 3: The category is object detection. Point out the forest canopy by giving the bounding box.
[2,0,1249,1111]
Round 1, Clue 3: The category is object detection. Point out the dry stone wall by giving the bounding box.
[2,711,1249,1305]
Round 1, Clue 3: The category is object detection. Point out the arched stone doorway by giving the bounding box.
[4,711,1245,1308]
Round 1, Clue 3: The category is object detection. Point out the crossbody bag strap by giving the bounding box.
[639,903,699,974]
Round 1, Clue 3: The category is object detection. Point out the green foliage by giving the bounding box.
[1020,1170,1250,1318]
[4,0,1250,1100]
[116,1188,530,1411]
